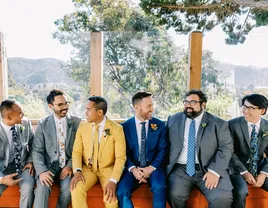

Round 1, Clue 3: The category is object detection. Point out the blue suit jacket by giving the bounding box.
[122,117,167,170]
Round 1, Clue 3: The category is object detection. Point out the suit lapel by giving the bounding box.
[147,119,154,154]
[196,112,209,152]
[0,124,9,147]
[65,115,73,150]
[99,118,112,155]
[240,117,250,147]
[178,114,186,149]
[129,117,139,159]
[48,115,57,148]
[258,118,267,148]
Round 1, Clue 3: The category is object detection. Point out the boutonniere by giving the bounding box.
[150,123,158,131]
[68,120,73,128]
[20,126,25,133]
[103,129,111,137]
[262,129,268,138]
[201,123,207,128]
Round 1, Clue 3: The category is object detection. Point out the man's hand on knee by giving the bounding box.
[104,181,117,203]
[70,171,85,191]
[39,171,54,187]
[0,173,22,186]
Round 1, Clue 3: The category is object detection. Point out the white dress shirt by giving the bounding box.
[1,121,15,163]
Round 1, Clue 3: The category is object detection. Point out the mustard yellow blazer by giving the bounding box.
[72,118,126,181]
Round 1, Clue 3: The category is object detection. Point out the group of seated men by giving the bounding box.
[0,88,268,208]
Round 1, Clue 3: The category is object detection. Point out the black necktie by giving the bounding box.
[139,122,147,167]
[11,126,22,175]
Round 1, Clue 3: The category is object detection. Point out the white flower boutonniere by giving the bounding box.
[20,126,25,133]
[262,129,268,138]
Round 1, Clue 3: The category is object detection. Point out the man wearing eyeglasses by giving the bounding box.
[166,89,233,208]
[32,89,81,208]
[228,94,268,208]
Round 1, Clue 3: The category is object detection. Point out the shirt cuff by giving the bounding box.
[240,171,248,175]
[260,171,268,177]
[128,166,136,173]
[150,165,156,170]
[208,169,220,178]
[74,168,82,174]
[109,178,117,184]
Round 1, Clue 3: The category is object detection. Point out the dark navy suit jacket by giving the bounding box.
[122,117,167,170]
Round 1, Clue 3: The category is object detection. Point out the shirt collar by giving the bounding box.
[94,116,106,129]
[53,114,67,123]
[134,116,149,126]
[1,120,13,131]
[247,119,261,129]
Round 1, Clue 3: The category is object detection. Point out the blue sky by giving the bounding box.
[0,0,268,68]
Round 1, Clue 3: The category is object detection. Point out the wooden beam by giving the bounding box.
[90,32,103,96]
[0,32,8,102]
[188,31,203,90]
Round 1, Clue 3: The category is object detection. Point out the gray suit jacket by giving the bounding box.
[228,116,268,175]
[0,118,34,177]
[32,114,81,176]
[166,111,233,191]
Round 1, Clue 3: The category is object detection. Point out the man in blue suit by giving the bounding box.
[117,91,167,208]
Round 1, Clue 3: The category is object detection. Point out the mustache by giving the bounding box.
[185,107,194,111]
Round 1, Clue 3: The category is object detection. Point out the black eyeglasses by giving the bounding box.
[241,105,259,112]
[183,100,202,106]
[53,101,70,108]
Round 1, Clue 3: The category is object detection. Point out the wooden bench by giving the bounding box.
[0,184,268,207]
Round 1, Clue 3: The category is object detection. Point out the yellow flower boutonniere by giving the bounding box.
[262,129,268,138]
[20,126,25,133]
[201,123,207,128]
[103,129,111,137]
[150,123,158,131]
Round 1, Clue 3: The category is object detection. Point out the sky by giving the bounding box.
[0,0,268,68]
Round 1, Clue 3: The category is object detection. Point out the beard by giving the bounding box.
[183,107,203,119]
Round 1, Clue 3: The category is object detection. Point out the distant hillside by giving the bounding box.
[8,57,78,87]
[218,62,268,87]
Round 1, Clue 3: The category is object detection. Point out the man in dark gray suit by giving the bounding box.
[166,89,233,208]
[0,99,35,208]
[33,89,81,208]
[229,94,268,208]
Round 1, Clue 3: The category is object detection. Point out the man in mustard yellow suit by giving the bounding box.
[70,96,126,208]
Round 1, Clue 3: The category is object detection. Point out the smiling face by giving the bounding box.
[48,95,69,119]
[242,100,264,124]
[134,96,154,121]
[8,103,24,125]
[183,94,205,119]
[85,101,104,124]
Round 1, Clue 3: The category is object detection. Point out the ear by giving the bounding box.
[48,103,53,110]
[201,102,206,110]
[97,109,104,116]
[261,108,266,115]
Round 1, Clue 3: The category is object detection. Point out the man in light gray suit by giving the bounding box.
[0,99,35,208]
[229,94,268,208]
[33,89,81,208]
[166,89,233,208]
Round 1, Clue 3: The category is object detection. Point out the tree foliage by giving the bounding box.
[53,0,234,119]
[140,0,268,45]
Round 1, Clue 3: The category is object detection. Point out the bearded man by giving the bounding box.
[166,89,233,208]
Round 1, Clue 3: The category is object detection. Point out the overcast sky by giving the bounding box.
[0,0,268,68]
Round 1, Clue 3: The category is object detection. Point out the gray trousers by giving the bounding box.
[34,162,71,208]
[0,161,35,208]
[167,164,233,208]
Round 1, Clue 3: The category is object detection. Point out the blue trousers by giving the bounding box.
[117,169,166,208]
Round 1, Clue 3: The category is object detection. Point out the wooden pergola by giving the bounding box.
[0,31,203,101]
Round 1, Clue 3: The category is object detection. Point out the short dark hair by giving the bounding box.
[132,91,152,106]
[242,94,268,115]
[88,96,108,115]
[0,99,16,117]
[184,89,207,104]
[46,89,65,104]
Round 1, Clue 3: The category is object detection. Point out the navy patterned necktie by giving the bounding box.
[139,122,147,168]
[186,119,196,177]
[248,124,258,177]
[11,126,22,175]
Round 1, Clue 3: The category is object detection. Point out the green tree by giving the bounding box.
[140,0,268,44]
